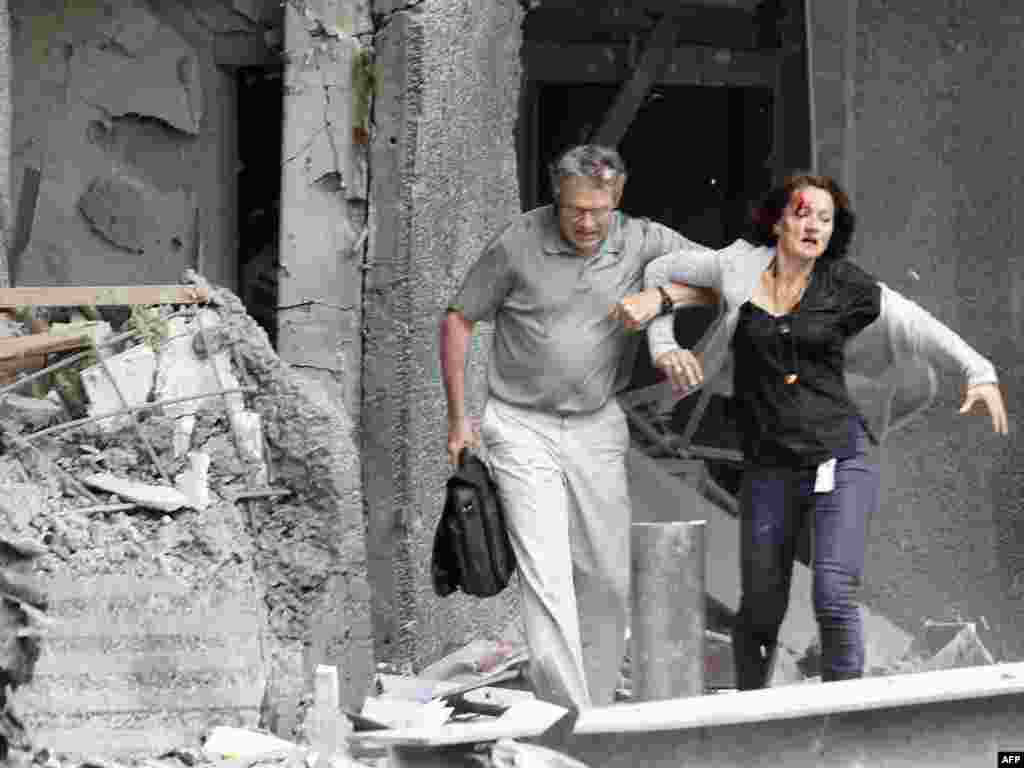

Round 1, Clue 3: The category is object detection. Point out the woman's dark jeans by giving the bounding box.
[732,427,879,689]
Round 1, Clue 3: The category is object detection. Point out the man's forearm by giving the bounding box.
[664,282,717,308]
[440,310,474,424]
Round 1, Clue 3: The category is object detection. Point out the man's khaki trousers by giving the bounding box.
[481,396,630,709]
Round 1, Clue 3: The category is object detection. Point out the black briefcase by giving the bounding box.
[431,448,516,598]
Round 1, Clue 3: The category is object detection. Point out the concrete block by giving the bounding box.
[82,472,190,513]
[174,451,212,511]
[173,414,196,458]
[230,410,264,463]
[154,316,243,420]
[80,344,157,431]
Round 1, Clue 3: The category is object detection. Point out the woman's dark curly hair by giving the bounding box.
[749,173,856,262]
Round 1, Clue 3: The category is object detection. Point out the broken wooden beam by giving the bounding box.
[0,284,208,308]
[592,11,682,147]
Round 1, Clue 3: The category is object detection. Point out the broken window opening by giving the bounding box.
[236,66,284,350]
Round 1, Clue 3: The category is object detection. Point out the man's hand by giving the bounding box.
[610,289,663,330]
[960,382,1009,434]
[655,348,703,393]
[447,416,481,467]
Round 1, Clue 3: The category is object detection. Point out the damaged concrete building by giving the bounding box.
[0,0,1021,760]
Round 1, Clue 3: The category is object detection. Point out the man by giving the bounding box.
[440,145,713,709]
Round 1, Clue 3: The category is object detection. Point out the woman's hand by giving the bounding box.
[960,382,1009,434]
[610,289,664,330]
[655,348,704,392]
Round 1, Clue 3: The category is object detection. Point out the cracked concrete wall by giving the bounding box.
[811,1,1024,658]
[9,0,277,290]
[276,0,371,420]
[0,0,10,288]
[364,0,524,670]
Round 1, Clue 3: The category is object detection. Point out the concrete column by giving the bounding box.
[805,0,857,201]
[363,0,524,671]
[630,521,706,701]
[0,0,10,287]
[277,0,370,418]
[275,0,374,722]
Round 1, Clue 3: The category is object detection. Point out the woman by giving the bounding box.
[612,174,1008,688]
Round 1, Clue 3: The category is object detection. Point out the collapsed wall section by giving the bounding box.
[7,279,371,759]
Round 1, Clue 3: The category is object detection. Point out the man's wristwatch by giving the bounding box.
[657,286,674,315]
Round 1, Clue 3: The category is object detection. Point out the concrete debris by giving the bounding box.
[81,472,191,513]
[80,343,158,431]
[0,393,64,432]
[173,451,212,511]
[201,725,301,761]
[920,622,996,672]
[0,484,49,534]
[360,697,454,730]
[491,739,593,768]
[0,273,376,761]
[155,313,244,421]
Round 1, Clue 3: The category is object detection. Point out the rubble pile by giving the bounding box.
[0,274,371,763]
[0,531,47,761]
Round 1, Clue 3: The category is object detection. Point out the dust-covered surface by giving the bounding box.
[0,276,372,761]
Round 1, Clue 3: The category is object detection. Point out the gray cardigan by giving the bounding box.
[644,239,998,440]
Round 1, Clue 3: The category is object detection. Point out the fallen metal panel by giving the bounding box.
[570,663,1024,767]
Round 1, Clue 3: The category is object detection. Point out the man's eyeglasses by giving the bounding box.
[560,205,613,222]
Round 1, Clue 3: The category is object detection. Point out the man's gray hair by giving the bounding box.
[549,145,627,201]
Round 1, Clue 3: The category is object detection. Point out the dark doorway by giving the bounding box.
[519,0,812,503]
[533,83,774,251]
[236,67,283,348]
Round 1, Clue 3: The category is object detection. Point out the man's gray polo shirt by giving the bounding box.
[452,205,706,414]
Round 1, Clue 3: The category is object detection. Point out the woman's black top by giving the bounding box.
[731,258,882,467]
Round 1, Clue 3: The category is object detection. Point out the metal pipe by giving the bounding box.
[20,386,259,441]
[630,520,706,701]
[93,351,172,485]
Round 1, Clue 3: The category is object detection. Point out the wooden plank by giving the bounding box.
[523,42,777,88]
[0,285,209,308]
[592,12,683,147]
[0,331,89,361]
